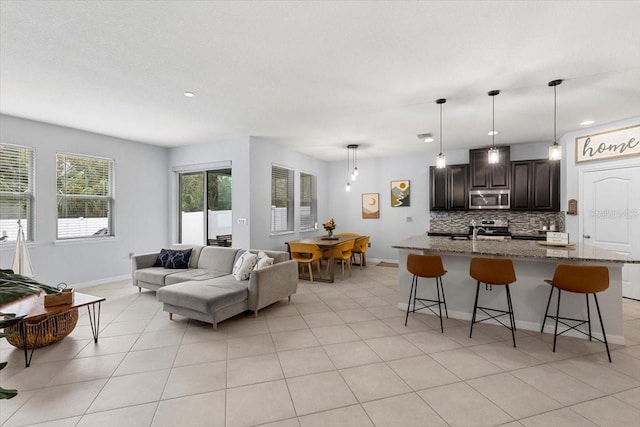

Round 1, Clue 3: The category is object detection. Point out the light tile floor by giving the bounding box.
[1,265,640,426]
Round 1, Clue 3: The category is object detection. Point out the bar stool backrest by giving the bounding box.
[551,264,609,293]
[407,254,446,278]
[469,257,516,285]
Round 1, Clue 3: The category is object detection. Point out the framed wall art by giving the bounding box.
[362,193,380,219]
[575,124,640,163]
[391,180,410,207]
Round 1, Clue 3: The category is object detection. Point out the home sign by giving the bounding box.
[575,124,639,163]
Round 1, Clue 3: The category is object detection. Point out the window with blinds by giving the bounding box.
[0,143,35,241]
[56,153,114,239]
[271,165,294,233]
[300,172,317,232]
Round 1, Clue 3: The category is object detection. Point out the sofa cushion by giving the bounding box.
[135,267,182,286]
[254,251,274,270]
[232,251,258,280]
[247,249,289,264]
[164,249,192,269]
[154,249,171,267]
[157,280,248,314]
[197,247,240,273]
[170,244,204,269]
[165,269,229,285]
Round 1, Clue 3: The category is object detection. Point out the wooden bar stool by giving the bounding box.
[404,254,448,333]
[469,257,517,347]
[541,264,611,362]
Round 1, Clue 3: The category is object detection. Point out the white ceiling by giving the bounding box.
[1,1,639,161]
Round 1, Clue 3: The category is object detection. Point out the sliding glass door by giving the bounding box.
[179,168,232,245]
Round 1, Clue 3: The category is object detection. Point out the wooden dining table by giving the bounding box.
[287,235,363,283]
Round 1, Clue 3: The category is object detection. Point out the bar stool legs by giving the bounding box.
[469,281,517,347]
[404,272,448,333]
[542,287,612,363]
[469,257,518,348]
[404,254,448,333]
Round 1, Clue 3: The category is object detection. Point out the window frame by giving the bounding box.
[299,171,317,232]
[56,152,115,240]
[271,164,295,235]
[0,143,35,242]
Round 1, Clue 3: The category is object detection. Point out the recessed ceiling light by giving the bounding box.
[417,133,435,143]
[488,130,499,136]
[183,92,196,98]
[580,120,595,126]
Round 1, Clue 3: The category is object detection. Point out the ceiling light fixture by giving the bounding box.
[183,91,196,97]
[487,90,500,165]
[345,144,360,191]
[548,79,563,161]
[436,99,447,169]
[348,144,359,181]
[580,120,595,126]
[417,133,434,143]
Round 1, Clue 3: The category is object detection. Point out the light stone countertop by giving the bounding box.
[393,235,640,264]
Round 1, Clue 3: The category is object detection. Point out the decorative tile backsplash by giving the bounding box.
[430,211,566,236]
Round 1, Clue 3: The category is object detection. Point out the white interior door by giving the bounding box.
[581,166,640,299]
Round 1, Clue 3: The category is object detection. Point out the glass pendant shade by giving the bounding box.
[487,90,500,164]
[435,98,447,168]
[488,147,500,164]
[345,182,351,192]
[549,143,562,160]
[548,79,563,161]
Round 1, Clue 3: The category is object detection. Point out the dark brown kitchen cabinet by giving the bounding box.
[510,159,560,211]
[469,146,510,189]
[430,164,469,211]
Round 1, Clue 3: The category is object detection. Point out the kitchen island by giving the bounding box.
[393,235,640,344]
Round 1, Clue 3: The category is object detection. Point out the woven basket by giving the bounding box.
[4,308,79,349]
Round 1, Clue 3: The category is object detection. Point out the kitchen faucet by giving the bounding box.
[472,225,486,240]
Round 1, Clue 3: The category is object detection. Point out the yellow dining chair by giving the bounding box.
[289,242,323,282]
[326,240,355,279]
[352,236,369,269]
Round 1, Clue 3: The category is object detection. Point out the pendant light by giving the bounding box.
[345,145,352,192]
[435,98,447,169]
[548,79,563,160]
[348,144,359,180]
[487,90,500,164]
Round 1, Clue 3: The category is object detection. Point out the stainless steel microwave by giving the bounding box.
[469,189,510,210]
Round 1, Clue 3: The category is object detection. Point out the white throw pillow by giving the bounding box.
[232,251,258,280]
[254,251,274,270]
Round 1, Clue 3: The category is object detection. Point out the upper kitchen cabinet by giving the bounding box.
[430,164,469,211]
[469,146,510,189]
[510,159,560,211]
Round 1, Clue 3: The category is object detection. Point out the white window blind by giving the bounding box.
[300,172,317,232]
[271,165,294,233]
[0,143,35,241]
[56,153,114,239]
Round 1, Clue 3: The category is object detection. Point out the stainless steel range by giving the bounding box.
[469,219,511,237]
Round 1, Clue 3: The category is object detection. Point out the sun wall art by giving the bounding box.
[391,180,410,207]
[362,193,380,219]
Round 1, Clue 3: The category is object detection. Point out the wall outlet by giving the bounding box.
[237,218,247,225]
[406,217,413,223]
[368,242,371,247]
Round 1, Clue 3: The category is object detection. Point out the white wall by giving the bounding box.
[249,137,329,252]
[0,115,170,286]
[561,116,640,239]
[168,137,251,248]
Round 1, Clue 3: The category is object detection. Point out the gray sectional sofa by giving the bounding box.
[132,245,298,329]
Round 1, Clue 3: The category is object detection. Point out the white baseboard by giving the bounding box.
[70,274,131,289]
